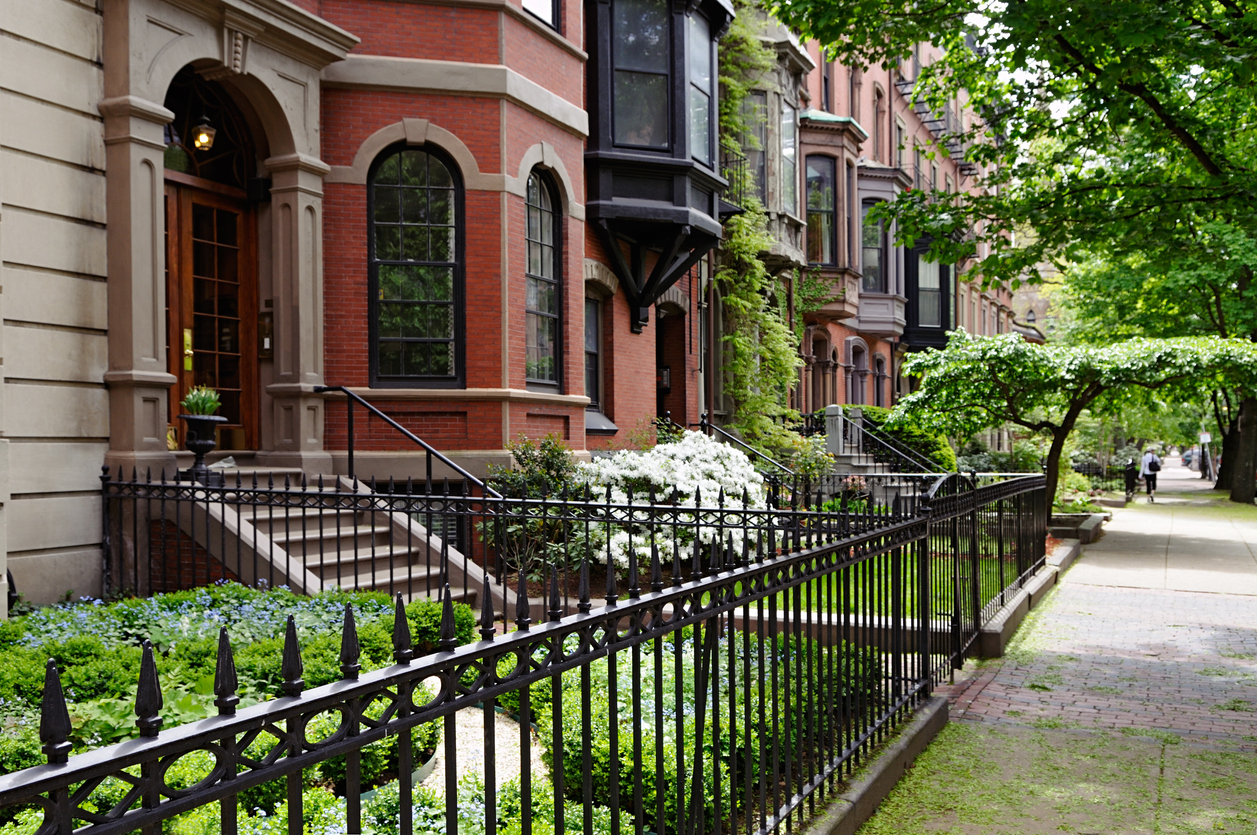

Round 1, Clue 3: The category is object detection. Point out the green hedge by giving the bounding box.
[851,405,958,471]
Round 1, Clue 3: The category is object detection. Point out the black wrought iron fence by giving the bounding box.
[13,473,1045,835]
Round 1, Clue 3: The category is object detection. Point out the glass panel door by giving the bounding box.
[167,184,256,450]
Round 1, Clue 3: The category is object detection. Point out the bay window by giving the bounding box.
[782,102,798,214]
[861,201,886,292]
[688,13,714,165]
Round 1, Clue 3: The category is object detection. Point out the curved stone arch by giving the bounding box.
[511,142,584,220]
[844,335,870,368]
[584,259,619,298]
[328,119,502,190]
[656,284,690,316]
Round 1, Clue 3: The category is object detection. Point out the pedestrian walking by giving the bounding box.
[1140,447,1162,502]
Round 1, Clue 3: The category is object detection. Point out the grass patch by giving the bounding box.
[1216,699,1254,712]
[1120,727,1182,745]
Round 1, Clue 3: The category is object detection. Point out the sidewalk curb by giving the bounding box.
[976,539,1079,657]
[800,696,950,835]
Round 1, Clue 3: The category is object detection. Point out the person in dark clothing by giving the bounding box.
[1140,448,1163,502]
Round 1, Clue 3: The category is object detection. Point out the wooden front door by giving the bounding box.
[166,179,257,451]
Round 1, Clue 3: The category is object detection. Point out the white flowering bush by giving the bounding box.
[575,431,768,570]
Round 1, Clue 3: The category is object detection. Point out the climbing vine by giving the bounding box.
[715,0,804,452]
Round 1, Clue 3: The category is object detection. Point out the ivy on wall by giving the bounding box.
[715,0,804,452]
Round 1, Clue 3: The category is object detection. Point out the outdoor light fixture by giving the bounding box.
[192,117,216,151]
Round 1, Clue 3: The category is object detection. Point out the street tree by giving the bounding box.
[769,0,1257,285]
[890,333,1257,501]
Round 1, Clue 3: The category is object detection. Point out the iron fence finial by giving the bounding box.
[393,594,414,663]
[515,568,531,631]
[281,616,304,696]
[340,604,361,680]
[577,555,592,614]
[214,626,240,715]
[40,659,72,764]
[136,640,163,737]
[438,585,458,651]
[480,577,497,640]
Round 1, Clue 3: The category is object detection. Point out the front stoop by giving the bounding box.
[800,697,950,835]
[977,538,1080,658]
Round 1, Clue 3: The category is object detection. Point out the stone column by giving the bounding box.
[825,405,844,456]
[98,95,179,477]
[257,153,333,473]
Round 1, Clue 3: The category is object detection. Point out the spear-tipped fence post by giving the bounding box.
[281,616,305,697]
[480,576,497,640]
[578,555,592,614]
[341,604,361,680]
[40,659,72,764]
[438,585,458,651]
[136,640,163,737]
[393,594,414,663]
[516,568,531,631]
[548,568,562,622]
[214,627,240,715]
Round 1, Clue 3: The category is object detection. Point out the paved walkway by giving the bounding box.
[859,465,1257,834]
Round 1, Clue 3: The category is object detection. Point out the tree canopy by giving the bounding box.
[889,332,1257,498]
[769,0,1257,285]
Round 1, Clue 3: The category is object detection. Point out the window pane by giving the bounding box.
[807,212,834,265]
[918,256,940,290]
[862,204,884,292]
[614,0,668,71]
[688,16,711,90]
[615,71,669,147]
[584,298,600,406]
[782,104,797,214]
[919,255,941,327]
[522,0,554,25]
[374,187,400,224]
[689,88,711,164]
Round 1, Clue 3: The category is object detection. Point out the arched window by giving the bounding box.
[369,145,463,387]
[850,344,867,405]
[525,171,561,386]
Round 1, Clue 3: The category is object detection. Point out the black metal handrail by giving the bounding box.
[859,420,948,474]
[698,412,794,475]
[315,385,501,498]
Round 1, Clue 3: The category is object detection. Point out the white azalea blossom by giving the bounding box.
[573,431,769,569]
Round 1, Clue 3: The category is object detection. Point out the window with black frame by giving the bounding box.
[861,201,886,292]
[584,298,601,410]
[806,155,836,265]
[525,171,560,387]
[613,0,670,149]
[369,146,462,386]
[687,13,714,165]
[918,254,942,327]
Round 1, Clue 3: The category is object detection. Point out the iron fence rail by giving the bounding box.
[14,474,1045,835]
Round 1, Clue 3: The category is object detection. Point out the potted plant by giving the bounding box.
[179,386,227,484]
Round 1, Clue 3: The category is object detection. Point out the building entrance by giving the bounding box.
[162,66,260,451]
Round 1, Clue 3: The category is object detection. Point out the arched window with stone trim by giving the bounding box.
[525,170,561,388]
[368,144,463,387]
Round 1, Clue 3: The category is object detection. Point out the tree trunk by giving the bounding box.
[1044,428,1069,504]
[1230,397,1257,504]
[1215,414,1237,486]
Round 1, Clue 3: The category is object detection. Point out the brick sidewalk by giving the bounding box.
[938,578,1257,750]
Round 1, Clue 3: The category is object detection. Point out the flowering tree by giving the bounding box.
[890,333,1257,502]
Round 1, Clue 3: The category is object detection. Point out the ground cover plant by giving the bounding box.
[0,583,478,833]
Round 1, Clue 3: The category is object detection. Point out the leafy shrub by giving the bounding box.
[859,406,958,471]
[0,584,474,776]
[538,629,880,835]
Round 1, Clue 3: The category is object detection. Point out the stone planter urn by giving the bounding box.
[180,413,228,485]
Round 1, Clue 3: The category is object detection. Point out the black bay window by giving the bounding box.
[587,0,734,332]
[904,236,953,349]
